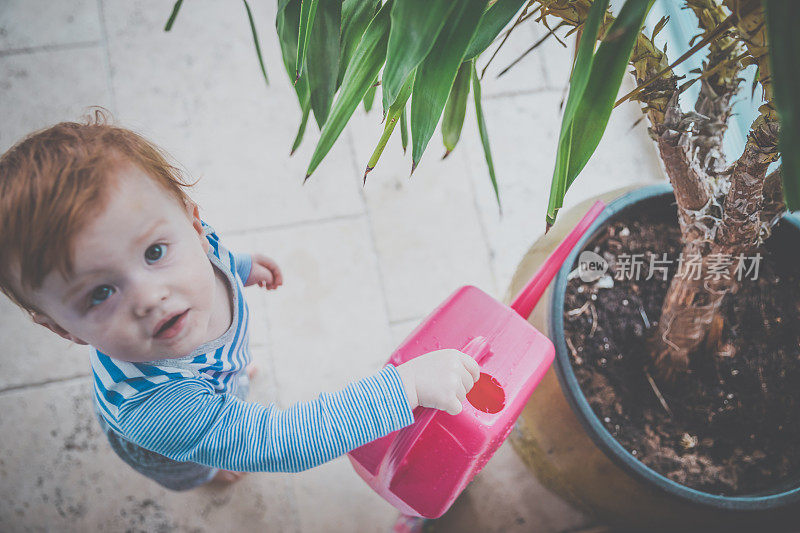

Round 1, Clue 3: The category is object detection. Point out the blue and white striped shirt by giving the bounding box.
[91,221,414,472]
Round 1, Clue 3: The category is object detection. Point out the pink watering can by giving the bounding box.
[348,201,606,518]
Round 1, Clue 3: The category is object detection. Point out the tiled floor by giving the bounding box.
[0,1,663,531]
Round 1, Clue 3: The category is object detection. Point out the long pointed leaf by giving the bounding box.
[296,0,320,82]
[243,0,269,87]
[382,0,456,114]
[410,0,488,171]
[365,70,416,182]
[338,0,382,88]
[561,0,609,129]
[400,106,408,154]
[463,0,527,60]
[305,0,393,180]
[472,62,501,213]
[291,103,311,155]
[363,81,377,112]
[566,0,653,184]
[307,0,341,127]
[278,0,311,150]
[277,0,309,103]
[164,0,184,31]
[765,0,800,211]
[546,0,652,227]
[442,61,472,155]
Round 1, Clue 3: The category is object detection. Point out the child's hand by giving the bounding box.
[247,254,283,290]
[395,350,481,415]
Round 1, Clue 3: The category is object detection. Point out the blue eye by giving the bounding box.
[145,244,166,263]
[89,285,114,307]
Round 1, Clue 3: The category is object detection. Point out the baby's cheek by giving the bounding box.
[190,257,218,304]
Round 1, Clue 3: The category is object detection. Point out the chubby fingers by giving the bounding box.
[258,255,283,285]
[459,352,481,383]
[445,396,464,416]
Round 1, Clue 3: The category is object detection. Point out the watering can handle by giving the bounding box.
[385,336,491,472]
[510,200,606,319]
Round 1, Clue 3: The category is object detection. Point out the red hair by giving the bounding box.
[0,109,198,313]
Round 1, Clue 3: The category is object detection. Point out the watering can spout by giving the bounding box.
[510,201,606,319]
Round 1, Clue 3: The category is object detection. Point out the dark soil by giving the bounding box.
[563,196,800,496]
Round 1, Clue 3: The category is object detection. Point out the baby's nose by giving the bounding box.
[133,283,170,317]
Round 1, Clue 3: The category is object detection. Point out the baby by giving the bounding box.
[0,114,480,490]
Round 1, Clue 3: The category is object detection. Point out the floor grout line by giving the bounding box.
[225,211,366,237]
[483,86,560,100]
[0,373,91,397]
[344,127,395,356]
[0,40,101,57]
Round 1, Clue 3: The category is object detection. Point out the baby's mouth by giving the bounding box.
[154,310,189,339]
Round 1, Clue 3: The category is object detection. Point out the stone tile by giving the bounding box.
[0,295,93,391]
[218,230,284,351]
[0,378,298,532]
[0,46,113,152]
[458,82,663,299]
[434,441,590,532]
[290,457,399,533]
[228,217,395,405]
[346,109,496,323]
[389,318,423,350]
[0,0,101,52]
[102,0,364,235]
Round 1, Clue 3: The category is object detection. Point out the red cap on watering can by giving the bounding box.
[348,201,606,518]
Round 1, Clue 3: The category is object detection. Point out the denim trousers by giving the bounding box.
[94,373,250,491]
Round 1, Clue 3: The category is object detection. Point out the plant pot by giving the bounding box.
[506,183,800,532]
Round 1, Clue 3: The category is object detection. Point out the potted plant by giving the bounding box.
[501,1,800,530]
[165,0,799,529]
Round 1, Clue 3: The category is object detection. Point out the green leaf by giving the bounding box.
[297,0,320,82]
[164,0,184,31]
[442,61,472,155]
[307,0,341,128]
[546,0,653,227]
[410,0,488,172]
[365,70,416,183]
[305,0,393,180]
[363,81,377,112]
[400,106,408,154]
[277,0,311,150]
[472,62,501,213]
[291,103,311,155]
[243,0,269,87]
[382,0,456,114]
[765,0,800,211]
[562,0,608,126]
[338,0,382,88]
[463,0,527,60]
[566,0,653,183]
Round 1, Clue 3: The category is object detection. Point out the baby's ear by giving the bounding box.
[30,312,88,345]
[186,201,210,254]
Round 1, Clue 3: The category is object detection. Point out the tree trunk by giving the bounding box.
[649,0,780,382]
[536,0,782,382]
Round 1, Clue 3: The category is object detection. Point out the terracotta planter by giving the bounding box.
[506,183,800,532]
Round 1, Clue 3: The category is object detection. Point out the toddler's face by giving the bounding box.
[28,165,229,362]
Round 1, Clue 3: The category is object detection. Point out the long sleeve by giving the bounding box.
[114,365,415,472]
[231,252,252,285]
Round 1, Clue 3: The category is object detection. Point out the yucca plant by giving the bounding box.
[166,0,798,384]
